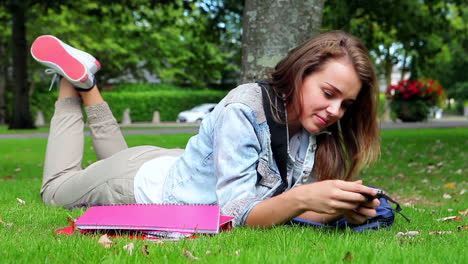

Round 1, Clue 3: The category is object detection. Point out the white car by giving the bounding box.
[176,103,217,123]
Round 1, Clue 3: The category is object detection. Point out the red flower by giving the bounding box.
[386,78,444,106]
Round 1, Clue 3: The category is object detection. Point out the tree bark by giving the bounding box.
[9,1,35,129]
[400,48,408,81]
[241,0,325,83]
[0,43,8,125]
[382,49,394,122]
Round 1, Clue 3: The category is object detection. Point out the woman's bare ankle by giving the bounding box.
[58,78,80,99]
[79,85,104,107]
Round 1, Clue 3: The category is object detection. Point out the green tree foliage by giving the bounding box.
[417,3,467,102]
[27,0,234,90]
[0,0,241,128]
[322,0,466,97]
[0,4,11,124]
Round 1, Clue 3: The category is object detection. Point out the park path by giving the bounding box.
[1,119,467,139]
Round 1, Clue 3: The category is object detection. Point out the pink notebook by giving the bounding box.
[75,204,232,234]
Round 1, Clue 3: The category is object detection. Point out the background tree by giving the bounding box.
[28,1,233,89]
[241,0,325,83]
[417,3,467,112]
[322,0,466,94]
[4,0,35,129]
[0,5,10,125]
[0,0,240,129]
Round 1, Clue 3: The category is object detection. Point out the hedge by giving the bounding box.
[32,89,228,123]
[103,90,227,122]
[30,90,388,125]
[112,83,186,92]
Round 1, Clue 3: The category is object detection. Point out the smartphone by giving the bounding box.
[362,189,384,201]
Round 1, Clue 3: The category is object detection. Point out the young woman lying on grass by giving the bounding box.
[32,30,380,228]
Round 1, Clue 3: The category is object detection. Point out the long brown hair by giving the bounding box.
[268,30,380,181]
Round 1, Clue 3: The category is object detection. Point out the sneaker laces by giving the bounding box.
[45,69,59,91]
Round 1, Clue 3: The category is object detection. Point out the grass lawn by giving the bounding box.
[0,129,466,263]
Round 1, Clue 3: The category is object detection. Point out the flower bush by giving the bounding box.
[386,79,445,122]
[386,79,444,106]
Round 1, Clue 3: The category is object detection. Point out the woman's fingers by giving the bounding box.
[344,206,377,224]
[334,180,378,197]
[355,206,377,218]
[344,210,367,224]
[332,189,368,203]
[327,200,361,212]
[332,180,378,201]
[296,180,380,214]
[362,198,380,208]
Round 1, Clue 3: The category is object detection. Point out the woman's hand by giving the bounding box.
[343,198,380,224]
[245,179,379,228]
[288,179,378,215]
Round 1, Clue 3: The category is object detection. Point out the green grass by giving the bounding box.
[1,129,467,263]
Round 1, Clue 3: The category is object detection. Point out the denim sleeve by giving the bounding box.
[213,103,263,226]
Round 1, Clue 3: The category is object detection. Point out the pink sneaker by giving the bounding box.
[31,35,101,90]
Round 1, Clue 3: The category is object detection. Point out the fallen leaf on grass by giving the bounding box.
[457,225,468,231]
[66,217,78,231]
[408,162,421,167]
[455,169,462,175]
[443,193,452,199]
[444,182,457,189]
[0,216,14,227]
[429,231,453,235]
[397,231,420,236]
[16,198,26,205]
[183,249,199,260]
[342,251,353,262]
[235,249,241,256]
[98,234,114,248]
[436,216,463,222]
[141,245,150,257]
[14,168,21,172]
[460,189,466,195]
[458,209,468,216]
[206,250,212,255]
[123,242,134,256]
[1,175,16,181]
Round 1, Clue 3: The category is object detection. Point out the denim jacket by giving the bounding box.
[161,83,318,226]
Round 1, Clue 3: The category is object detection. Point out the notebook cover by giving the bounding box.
[75,204,221,234]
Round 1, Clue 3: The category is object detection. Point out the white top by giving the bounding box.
[134,156,178,204]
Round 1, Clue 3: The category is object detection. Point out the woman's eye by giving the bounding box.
[323,90,333,97]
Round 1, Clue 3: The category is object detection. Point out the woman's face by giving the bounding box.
[288,58,362,135]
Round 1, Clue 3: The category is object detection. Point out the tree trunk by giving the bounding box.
[381,50,394,122]
[0,43,7,125]
[9,1,35,129]
[241,0,324,83]
[400,48,408,81]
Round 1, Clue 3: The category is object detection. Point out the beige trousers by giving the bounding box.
[41,97,182,208]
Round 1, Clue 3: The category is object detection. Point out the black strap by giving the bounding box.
[257,81,288,185]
